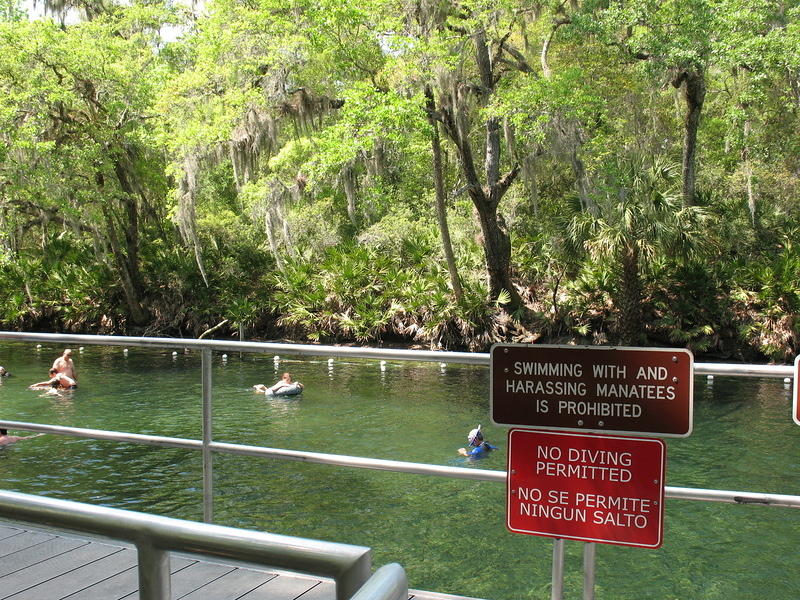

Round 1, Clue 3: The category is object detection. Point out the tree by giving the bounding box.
[0,13,172,324]
[570,153,709,344]
[400,3,532,311]
[576,0,716,207]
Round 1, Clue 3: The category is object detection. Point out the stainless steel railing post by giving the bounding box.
[137,539,171,600]
[583,542,596,600]
[202,348,213,523]
[350,563,407,600]
[551,538,565,600]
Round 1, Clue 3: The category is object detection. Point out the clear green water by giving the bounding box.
[1,342,798,599]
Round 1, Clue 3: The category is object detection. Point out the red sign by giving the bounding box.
[507,429,666,548]
[793,355,800,426]
[491,344,693,437]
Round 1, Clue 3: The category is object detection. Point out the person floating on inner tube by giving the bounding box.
[253,372,304,395]
[458,424,497,459]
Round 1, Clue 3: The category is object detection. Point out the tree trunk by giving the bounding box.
[677,70,705,206]
[473,28,523,311]
[425,87,463,303]
[100,202,150,325]
[472,198,520,307]
[743,118,756,226]
[617,244,643,345]
[433,27,524,312]
[105,158,150,325]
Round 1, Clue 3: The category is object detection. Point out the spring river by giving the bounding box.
[0,341,798,599]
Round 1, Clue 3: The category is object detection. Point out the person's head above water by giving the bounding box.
[467,425,483,446]
[0,366,7,376]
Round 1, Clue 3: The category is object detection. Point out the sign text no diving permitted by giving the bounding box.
[507,429,666,548]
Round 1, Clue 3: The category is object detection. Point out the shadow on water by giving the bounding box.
[0,341,798,599]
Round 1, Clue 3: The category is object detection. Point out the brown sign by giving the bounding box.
[491,344,693,437]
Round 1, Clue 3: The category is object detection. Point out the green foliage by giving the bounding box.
[493,67,607,145]
[728,237,800,361]
[0,0,797,359]
[270,240,498,349]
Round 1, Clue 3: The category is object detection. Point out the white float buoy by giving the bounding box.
[79,347,85,353]
[380,360,387,371]
[328,358,334,365]
[36,344,42,350]
[222,354,228,360]
[784,378,791,384]
[123,348,128,354]
[172,351,178,357]
[274,355,280,361]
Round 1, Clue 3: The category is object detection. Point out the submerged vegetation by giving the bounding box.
[0,0,798,362]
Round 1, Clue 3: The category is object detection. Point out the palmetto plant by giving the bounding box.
[270,238,502,348]
[730,236,800,360]
[570,153,710,345]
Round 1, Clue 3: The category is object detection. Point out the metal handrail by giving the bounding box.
[2,420,800,508]
[0,489,376,600]
[0,331,795,376]
[351,564,408,600]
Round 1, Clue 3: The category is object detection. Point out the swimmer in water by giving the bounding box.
[253,372,303,394]
[52,348,77,382]
[458,425,497,459]
[0,428,44,446]
[29,368,77,390]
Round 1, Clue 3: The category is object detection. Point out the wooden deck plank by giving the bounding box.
[409,591,484,600]
[291,579,335,600]
[0,526,22,541]
[0,536,89,578]
[120,560,238,600]
[177,566,277,600]
[0,524,477,600]
[239,573,327,600]
[7,546,137,600]
[0,530,54,558]
[0,541,122,599]
[62,556,196,600]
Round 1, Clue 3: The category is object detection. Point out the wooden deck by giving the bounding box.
[0,523,474,600]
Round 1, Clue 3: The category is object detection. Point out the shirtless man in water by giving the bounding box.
[0,428,43,446]
[52,349,77,382]
[29,368,77,390]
